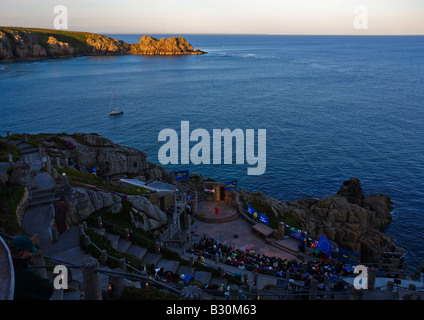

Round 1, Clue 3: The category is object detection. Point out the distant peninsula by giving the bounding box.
[0,27,205,62]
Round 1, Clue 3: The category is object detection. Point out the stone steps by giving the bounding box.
[10,140,39,156]
[50,246,91,263]
[93,229,210,281]
[142,252,162,266]
[19,145,38,156]
[176,264,195,276]
[47,232,144,300]
[104,233,120,250]
[48,247,91,300]
[268,238,303,258]
[28,189,61,209]
[72,227,221,297]
[117,238,132,253]
[126,245,148,260]
[155,257,180,274]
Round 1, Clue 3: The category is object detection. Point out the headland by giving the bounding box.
[0,27,205,62]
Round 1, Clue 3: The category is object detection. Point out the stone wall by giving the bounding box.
[202,182,239,207]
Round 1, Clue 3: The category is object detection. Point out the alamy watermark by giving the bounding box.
[51,4,367,32]
[53,265,68,290]
[53,5,68,30]
[353,5,368,30]
[353,265,368,290]
[158,121,267,175]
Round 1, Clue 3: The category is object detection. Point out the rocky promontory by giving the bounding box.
[130,35,204,56]
[0,27,205,62]
[238,177,401,263]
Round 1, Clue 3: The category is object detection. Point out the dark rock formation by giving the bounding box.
[238,178,400,263]
[337,177,364,206]
[8,162,37,190]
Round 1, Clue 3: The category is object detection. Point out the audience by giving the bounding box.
[187,235,356,284]
[144,234,362,295]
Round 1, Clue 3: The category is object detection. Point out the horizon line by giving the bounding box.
[2,26,423,37]
[0,26,424,37]
[107,32,424,36]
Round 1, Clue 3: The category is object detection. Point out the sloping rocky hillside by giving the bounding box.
[0,27,205,62]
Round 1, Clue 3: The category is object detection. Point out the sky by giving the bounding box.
[0,0,423,35]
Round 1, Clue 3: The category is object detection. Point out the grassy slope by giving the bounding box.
[0,26,100,47]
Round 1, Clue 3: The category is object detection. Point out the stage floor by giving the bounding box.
[194,200,239,223]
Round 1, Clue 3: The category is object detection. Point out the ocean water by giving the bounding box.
[0,35,423,271]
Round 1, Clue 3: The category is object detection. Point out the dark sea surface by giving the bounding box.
[1,35,423,271]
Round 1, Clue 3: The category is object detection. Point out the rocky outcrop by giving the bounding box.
[86,34,130,54]
[126,195,168,232]
[337,177,364,206]
[40,133,173,183]
[46,35,75,58]
[238,178,400,263]
[0,29,47,61]
[130,36,204,55]
[8,162,37,190]
[63,186,123,225]
[126,195,167,225]
[0,27,204,62]
[63,186,167,232]
[0,28,128,61]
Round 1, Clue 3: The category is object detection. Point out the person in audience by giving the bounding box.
[10,235,54,300]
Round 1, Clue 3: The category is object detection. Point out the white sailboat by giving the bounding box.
[109,92,124,115]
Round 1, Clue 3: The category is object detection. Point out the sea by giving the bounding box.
[0,35,423,272]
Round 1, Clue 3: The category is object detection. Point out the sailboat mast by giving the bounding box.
[109,91,114,111]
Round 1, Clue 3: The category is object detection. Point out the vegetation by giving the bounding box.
[8,132,93,149]
[88,207,188,264]
[55,166,151,196]
[88,203,156,251]
[239,193,279,229]
[239,192,303,232]
[0,185,26,237]
[0,139,20,162]
[0,26,104,51]
[281,210,303,232]
[80,228,144,270]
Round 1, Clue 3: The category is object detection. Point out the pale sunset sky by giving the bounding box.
[0,0,423,35]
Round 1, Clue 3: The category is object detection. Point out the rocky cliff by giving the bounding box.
[130,35,204,55]
[0,27,205,62]
[62,186,168,233]
[37,132,174,183]
[238,177,401,263]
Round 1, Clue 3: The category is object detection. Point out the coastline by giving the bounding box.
[0,26,206,63]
